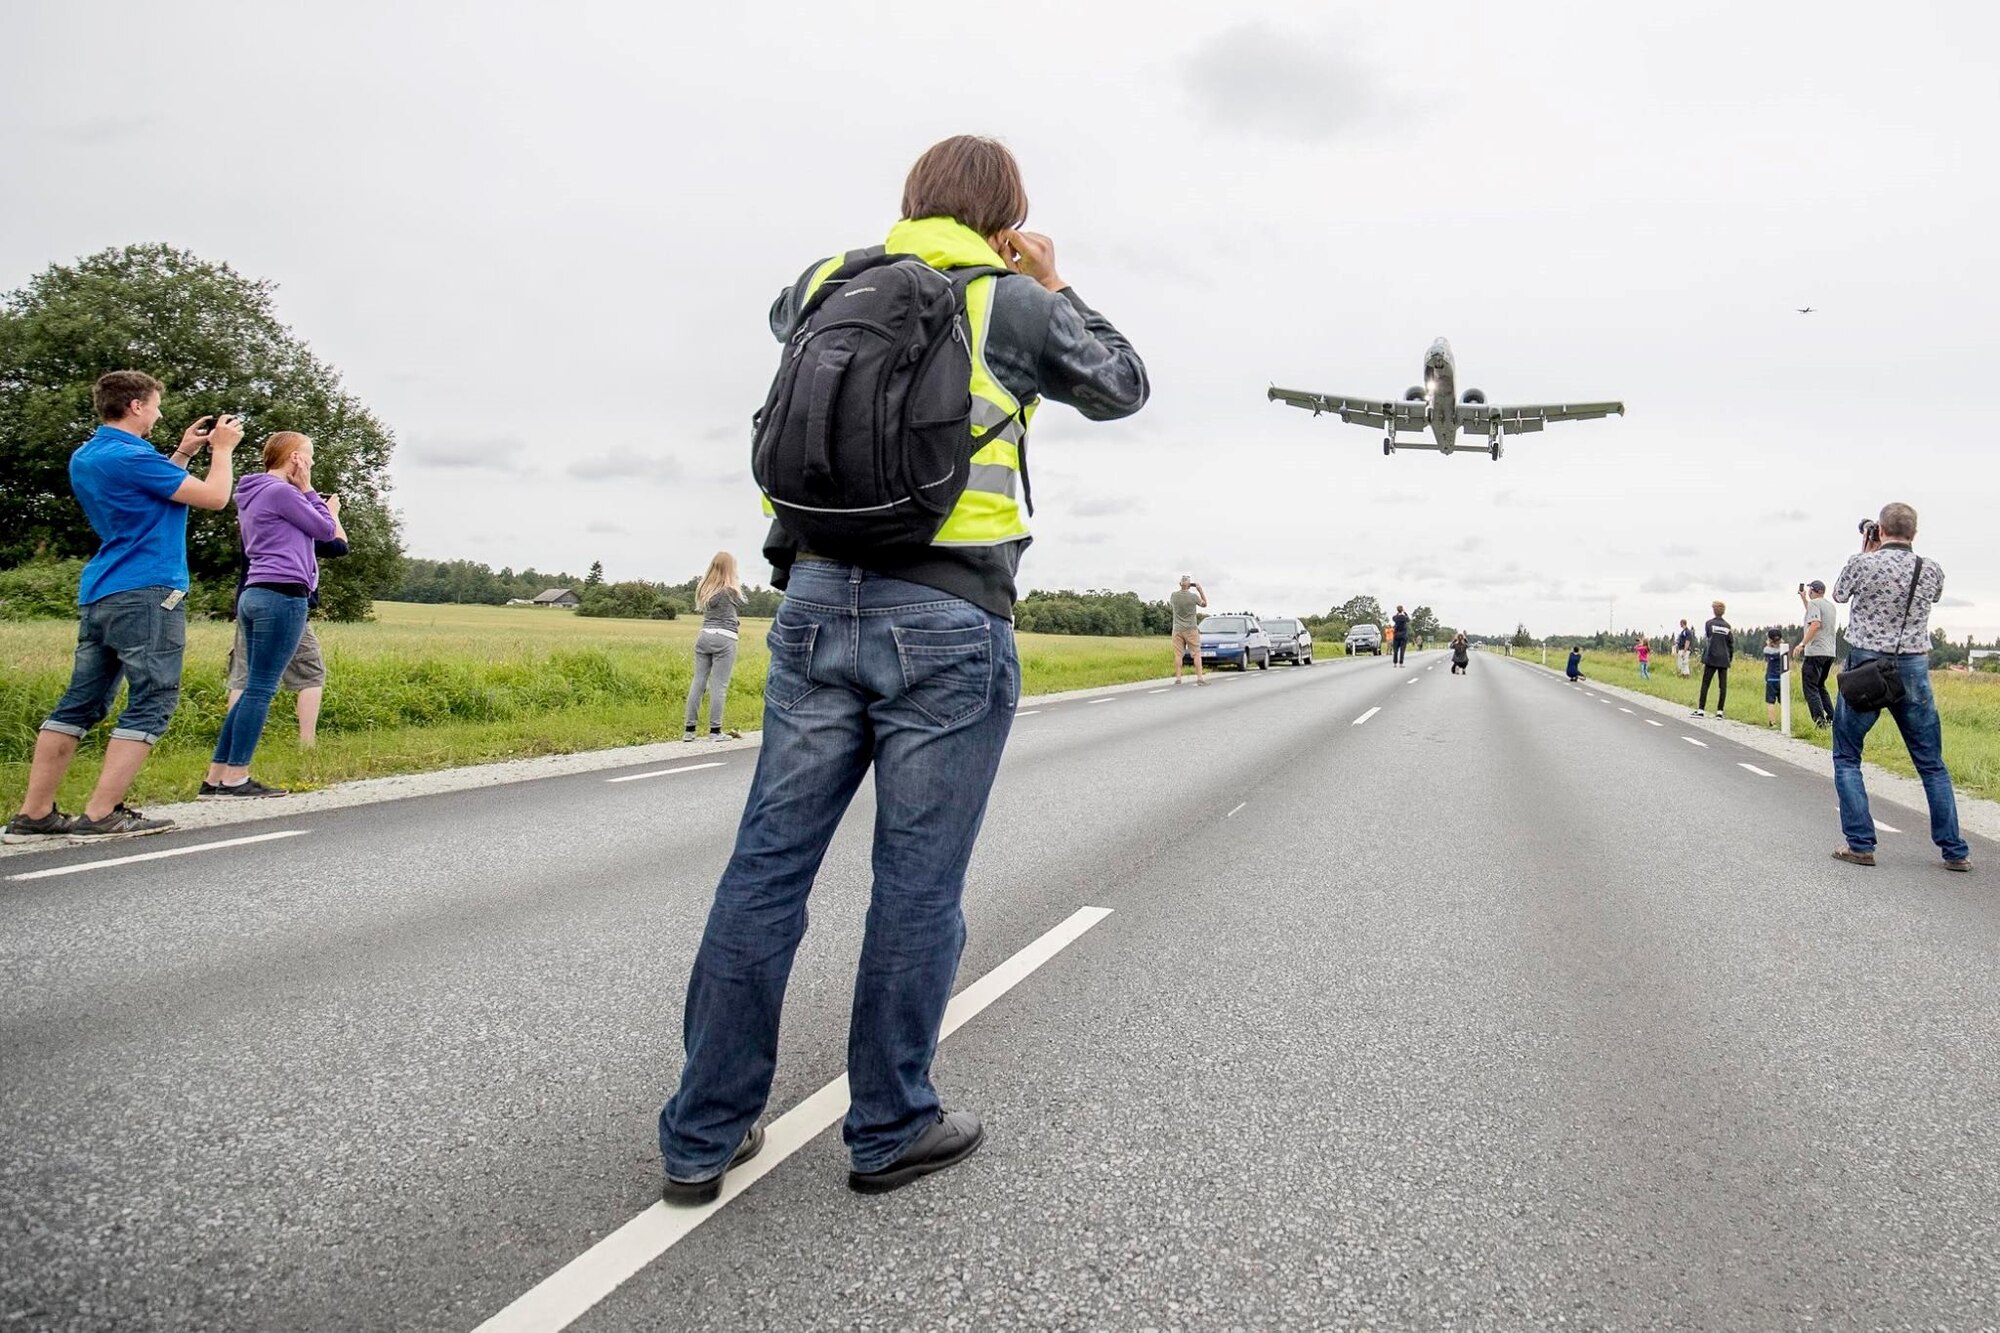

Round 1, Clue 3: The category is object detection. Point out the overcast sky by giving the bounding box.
[4,0,1996,638]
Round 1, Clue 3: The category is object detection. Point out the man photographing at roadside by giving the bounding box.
[1828,503,1970,871]
[1793,579,1837,728]
[1170,574,1207,685]
[4,372,242,842]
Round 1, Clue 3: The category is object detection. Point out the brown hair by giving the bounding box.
[1712,600,1726,614]
[1878,502,1917,539]
[901,136,1028,237]
[262,431,311,473]
[93,370,164,421]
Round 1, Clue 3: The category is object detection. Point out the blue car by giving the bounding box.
[1199,614,1272,671]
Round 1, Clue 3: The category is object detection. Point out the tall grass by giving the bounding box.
[1,602,1185,809]
[1525,648,2000,803]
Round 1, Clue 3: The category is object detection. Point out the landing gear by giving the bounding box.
[1383,431,1396,456]
[1489,429,1503,462]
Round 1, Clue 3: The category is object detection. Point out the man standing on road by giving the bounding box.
[1828,504,1971,872]
[1391,605,1410,666]
[1692,601,1732,718]
[1170,575,1207,685]
[656,136,1150,1202]
[1674,618,1694,677]
[4,373,242,843]
[1792,579,1837,728]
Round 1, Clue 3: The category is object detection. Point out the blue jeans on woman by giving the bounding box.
[1832,649,1969,862]
[658,560,1019,1180]
[212,587,309,767]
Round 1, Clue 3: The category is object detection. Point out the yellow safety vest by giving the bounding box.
[767,217,1034,547]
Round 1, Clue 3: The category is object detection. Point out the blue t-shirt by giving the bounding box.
[70,426,190,604]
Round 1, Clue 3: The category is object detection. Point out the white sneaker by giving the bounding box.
[1689,709,1704,717]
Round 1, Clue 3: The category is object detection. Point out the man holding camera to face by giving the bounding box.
[1792,579,1837,728]
[1828,503,1971,872]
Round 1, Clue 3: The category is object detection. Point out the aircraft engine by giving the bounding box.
[1403,386,1425,401]
[1461,388,1486,403]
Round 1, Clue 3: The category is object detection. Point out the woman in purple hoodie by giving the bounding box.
[200,433,336,798]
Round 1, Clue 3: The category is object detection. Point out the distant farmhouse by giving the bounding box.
[531,588,580,608]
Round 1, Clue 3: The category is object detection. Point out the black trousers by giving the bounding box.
[1393,639,1407,665]
[1801,655,1834,723]
[1700,664,1729,711]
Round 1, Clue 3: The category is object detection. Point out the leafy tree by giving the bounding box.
[585,560,604,588]
[1511,623,1534,648]
[577,580,676,620]
[1333,596,1384,627]
[0,244,403,619]
[1408,605,1442,641]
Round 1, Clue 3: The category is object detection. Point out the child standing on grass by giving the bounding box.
[1764,628,1786,728]
[685,551,746,742]
[1636,638,1652,678]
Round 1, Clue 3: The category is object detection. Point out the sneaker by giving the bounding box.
[1689,709,1704,717]
[662,1125,765,1207]
[198,781,225,798]
[1944,857,1973,873]
[681,731,697,743]
[2,807,75,843]
[203,777,288,799]
[70,804,173,838]
[1831,847,1876,867]
[709,729,742,741]
[849,1110,985,1195]
[1194,677,1207,687]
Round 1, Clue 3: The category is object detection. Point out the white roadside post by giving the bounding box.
[1781,659,1792,733]
[1542,639,1549,666]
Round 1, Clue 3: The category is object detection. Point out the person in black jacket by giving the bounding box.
[657,136,1148,1206]
[1692,600,1732,717]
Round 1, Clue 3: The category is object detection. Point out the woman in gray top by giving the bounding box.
[685,551,747,741]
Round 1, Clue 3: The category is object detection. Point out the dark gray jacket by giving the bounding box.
[761,254,1148,618]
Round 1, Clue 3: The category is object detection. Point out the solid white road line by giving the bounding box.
[1875,820,1902,834]
[1683,737,1708,748]
[1086,697,1116,706]
[473,905,1114,1333]
[1015,710,1042,717]
[1148,688,1171,694]
[1739,763,1775,777]
[605,763,726,784]
[6,829,310,883]
[1352,707,1381,726]
[1226,802,1247,818]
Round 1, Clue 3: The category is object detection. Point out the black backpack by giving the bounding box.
[752,253,1006,555]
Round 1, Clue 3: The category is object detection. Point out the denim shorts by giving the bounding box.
[1765,678,1782,704]
[41,586,189,746]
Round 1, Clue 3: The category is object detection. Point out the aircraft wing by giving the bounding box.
[1458,401,1624,435]
[1267,386,1428,432]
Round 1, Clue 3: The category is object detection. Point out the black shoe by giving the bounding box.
[202,777,288,799]
[849,1110,985,1195]
[2,807,76,843]
[662,1125,766,1206]
[70,804,173,838]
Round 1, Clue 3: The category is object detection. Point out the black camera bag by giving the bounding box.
[1836,557,1923,712]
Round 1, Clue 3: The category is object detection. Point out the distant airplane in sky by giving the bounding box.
[1797,306,1816,313]
[1266,338,1624,461]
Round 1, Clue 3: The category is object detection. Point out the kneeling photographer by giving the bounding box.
[1828,503,1971,871]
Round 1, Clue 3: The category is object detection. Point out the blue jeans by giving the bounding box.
[658,561,1020,1178]
[1638,658,1651,678]
[211,588,309,766]
[42,586,188,745]
[1832,650,1968,861]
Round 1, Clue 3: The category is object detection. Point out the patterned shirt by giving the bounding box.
[1831,544,1945,654]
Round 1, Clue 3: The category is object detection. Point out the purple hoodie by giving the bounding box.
[236,472,337,589]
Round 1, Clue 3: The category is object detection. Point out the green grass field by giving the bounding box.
[1516,647,2000,804]
[0,602,1182,811]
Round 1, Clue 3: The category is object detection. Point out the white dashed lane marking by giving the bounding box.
[1618,707,1634,714]
[1739,763,1775,778]
[1683,737,1709,748]
[1226,803,1247,818]
[1646,719,1664,727]
[1086,698,1116,706]
[474,906,1115,1333]
[1352,708,1381,726]
[605,763,725,784]
[6,829,310,882]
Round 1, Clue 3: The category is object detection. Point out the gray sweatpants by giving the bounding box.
[685,631,739,729]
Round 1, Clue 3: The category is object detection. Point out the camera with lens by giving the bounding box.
[1858,518,1880,542]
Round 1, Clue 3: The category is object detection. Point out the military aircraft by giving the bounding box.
[1267,338,1624,461]
[1796,306,1816,314]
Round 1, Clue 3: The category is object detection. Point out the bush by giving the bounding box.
[0,558,85,620]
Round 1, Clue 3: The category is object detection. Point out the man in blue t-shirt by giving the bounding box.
[4,371,243,842]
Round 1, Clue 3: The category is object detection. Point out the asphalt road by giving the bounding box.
[2,651,1994,1332]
